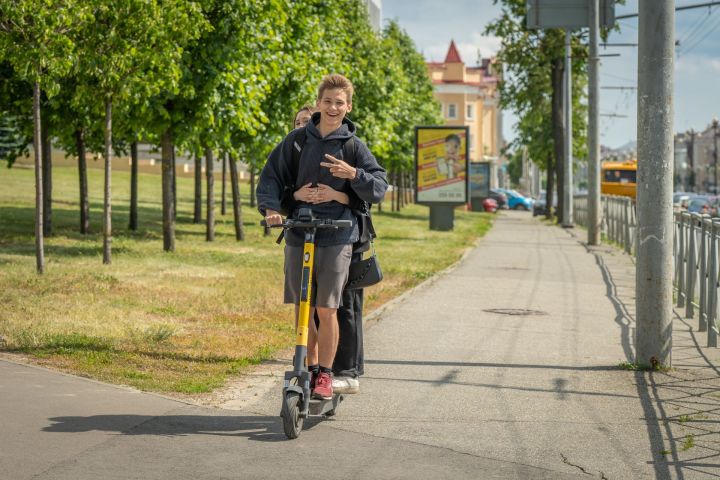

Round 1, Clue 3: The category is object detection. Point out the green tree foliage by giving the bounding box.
[1,0,439,269]
[0,0,90,273]
[486,0,588,217]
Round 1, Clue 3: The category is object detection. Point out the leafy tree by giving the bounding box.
[486,0,588,221]
[73,0,204,263]
[0,0,88,273]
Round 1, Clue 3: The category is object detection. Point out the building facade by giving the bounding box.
[364,0,382,32]
[426,40,503,187]
[674,119,720,193]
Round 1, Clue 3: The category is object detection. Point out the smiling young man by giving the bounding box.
[257,74,388,400]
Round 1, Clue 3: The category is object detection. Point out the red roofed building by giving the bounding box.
[427,40,503,186]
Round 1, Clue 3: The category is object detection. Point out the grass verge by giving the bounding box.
[0,164,493,395]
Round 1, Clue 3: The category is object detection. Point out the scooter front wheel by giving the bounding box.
[281,392,303,439]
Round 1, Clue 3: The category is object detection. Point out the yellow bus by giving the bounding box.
[601,159,637,198]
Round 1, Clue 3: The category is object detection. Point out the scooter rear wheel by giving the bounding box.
[281,392,303,439]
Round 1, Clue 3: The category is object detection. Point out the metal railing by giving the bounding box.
[573,194,636,254]
[675,212,720,347]
[603,195,636,255]
[571,196,719,347]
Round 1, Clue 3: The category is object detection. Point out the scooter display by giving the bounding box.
[262,207,352,439]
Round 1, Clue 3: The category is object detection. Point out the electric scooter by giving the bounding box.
[262,207,351,439]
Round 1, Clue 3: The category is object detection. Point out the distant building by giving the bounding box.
[364,0,382,32]
[675,119,720,193]
[426,40,503,187]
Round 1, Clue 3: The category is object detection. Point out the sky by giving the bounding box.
[382,0,720,150]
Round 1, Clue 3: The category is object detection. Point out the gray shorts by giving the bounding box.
[284,243,352,308]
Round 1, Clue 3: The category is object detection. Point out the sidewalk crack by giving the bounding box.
[560,453,594,476]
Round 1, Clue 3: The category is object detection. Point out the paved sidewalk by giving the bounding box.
[2,211,719,479]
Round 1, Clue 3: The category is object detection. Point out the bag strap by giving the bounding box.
[290,128,307,187]
[342,136,356,166]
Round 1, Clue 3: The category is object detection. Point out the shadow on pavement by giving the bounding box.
[42,413,326,442]
[581,237,720,479]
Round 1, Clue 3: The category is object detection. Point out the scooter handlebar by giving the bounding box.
[260,218,353,229]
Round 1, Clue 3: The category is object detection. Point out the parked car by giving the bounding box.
[687,196,716,216]
[488,189,508,209]
[497,188,534,211]
[482,197,498,213]
[532,191,557,217]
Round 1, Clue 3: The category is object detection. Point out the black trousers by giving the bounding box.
[333,285,364,377]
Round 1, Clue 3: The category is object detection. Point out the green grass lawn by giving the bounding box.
[0,163,492,396]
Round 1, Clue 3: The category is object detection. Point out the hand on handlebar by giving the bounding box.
[264,209,283,226]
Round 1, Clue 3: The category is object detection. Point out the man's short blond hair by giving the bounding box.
[317,74,354,104]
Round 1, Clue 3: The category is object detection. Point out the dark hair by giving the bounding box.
[293,104,315,128]
[445,134,461,145]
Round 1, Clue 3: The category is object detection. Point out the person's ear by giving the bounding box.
[346,103,352,114]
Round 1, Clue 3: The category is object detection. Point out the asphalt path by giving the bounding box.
[3,211,718,479]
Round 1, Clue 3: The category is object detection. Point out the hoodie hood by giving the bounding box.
[306,112,356,141]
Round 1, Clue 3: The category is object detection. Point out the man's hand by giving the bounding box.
[320,154,357,180]
[265,209,283,226]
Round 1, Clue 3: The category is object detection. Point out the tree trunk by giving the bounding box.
[250,167,256,208]
[161,128,175,252]
[193,153,202,223]
[129,141,139,230]
[551,55,565,224]
[221,152,227,216]
[400,171,406,210]
[75,128,89,234]
[405,172,411,205]
[102,96,112,264]
[229,153,244,241]
[41,109,52,236]
[390,170,396,212]
[545,152,555,220]
[33,81,45,274]
[205,146,215,241]
[394,170,400,212]
[171,144,177,220]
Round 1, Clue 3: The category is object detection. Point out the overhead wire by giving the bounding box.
[680,11,720,54]
[677,6,716,47]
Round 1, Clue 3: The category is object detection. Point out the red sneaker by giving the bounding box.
[312,372,333,400]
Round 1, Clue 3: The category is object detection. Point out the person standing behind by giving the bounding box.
[257,74,387,399]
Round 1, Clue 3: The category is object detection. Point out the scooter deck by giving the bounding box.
[308,394,343,416]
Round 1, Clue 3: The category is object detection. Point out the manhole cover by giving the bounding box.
[483,308,548,316]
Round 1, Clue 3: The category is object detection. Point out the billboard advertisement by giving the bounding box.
[414,126,469,205]
[469,162,490,198]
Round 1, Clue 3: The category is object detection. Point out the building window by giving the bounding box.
[448,104,457,119]
[467,104,474,120]
[439,102,444,116]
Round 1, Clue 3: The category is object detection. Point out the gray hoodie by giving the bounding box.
[257,113,388,247]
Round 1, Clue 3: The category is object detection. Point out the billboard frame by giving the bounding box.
[414,125,470,207]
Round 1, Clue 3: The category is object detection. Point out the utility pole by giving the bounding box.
[562,30,574,227]
[636,0,675,368]
[686,129,695,192]
[713,118,719,193]
[588,0,601,244]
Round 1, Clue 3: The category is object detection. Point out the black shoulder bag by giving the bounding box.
[346,205,382,290]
